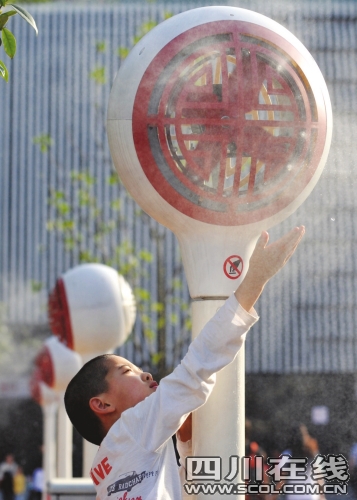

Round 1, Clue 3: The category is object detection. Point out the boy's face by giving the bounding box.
[103,355,158,415]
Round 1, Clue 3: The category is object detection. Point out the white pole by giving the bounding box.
[83,440,99,478]
[192,300,245,500]
[42,393,58,500]
[57,393,73,478]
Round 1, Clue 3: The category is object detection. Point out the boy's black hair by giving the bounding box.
[64,354,113,446]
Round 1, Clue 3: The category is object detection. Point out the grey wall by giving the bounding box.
[0,0,356,374]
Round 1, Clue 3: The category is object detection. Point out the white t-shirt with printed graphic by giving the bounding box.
[90,295,258,500]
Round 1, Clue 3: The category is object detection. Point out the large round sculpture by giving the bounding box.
[108,6,332,299]
[107,6,332,490]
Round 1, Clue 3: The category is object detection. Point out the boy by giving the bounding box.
[65,226,305,500]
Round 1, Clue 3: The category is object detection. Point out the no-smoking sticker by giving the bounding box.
[223,255,244,280]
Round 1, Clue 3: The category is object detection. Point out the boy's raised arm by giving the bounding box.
[235,226,305,313]
[118,226,305,454]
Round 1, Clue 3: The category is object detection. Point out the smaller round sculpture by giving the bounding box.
[34,337,81,392]
[48,264,136,357]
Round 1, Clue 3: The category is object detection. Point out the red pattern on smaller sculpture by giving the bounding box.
[48,278,74,349]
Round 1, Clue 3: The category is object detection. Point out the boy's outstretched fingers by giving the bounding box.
[272,225,305,257]
[256,230,269,249]
[248,225,305,283]
[281,226,305,264]
[235,226,305,312]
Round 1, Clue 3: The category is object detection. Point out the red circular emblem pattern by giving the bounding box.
[133,21,327,226]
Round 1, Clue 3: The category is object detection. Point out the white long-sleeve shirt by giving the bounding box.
[90,295,258,500]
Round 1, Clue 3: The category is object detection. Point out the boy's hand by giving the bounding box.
[247,225,305,283]
[235,226,305,312]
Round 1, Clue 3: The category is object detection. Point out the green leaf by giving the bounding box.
[31,281,42,293]
[101,220,116,233]
[151,352,164,366]
[0,11,17,30]
[116,46,129,59]
[56,201,70,216]
[135,287,151,302]
[70,171,81,182]
[157,317,166,329]
[140,313,150,325]
[70,170,95,185]
[184,317,192,330]
[62,220,74,231]
[151,302,164,313]
[0,59,9,82]
[95,40,106,53]
[8,4,38,35]
[107,173,119,185]
[2,27,16,58]
[78,189,95,207]
[89,66,106,85]
[138,250,153,263]
[133,20,158,45]
[141,20,157,34]
[170,313,178,325]
[33,134,53,153]
[64,237,75,250]
[53,190,65,200]
[144,329,155,341]
[115,240,134,256]
[91,207,101,218]
[110,199,121,211]
[79,251,94,262]
[83,172,95,185]
[172,278,182,290]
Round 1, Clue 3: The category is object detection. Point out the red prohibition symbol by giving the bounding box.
[223,255,243,280]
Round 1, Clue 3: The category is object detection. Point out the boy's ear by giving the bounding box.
[89,396,115,415]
